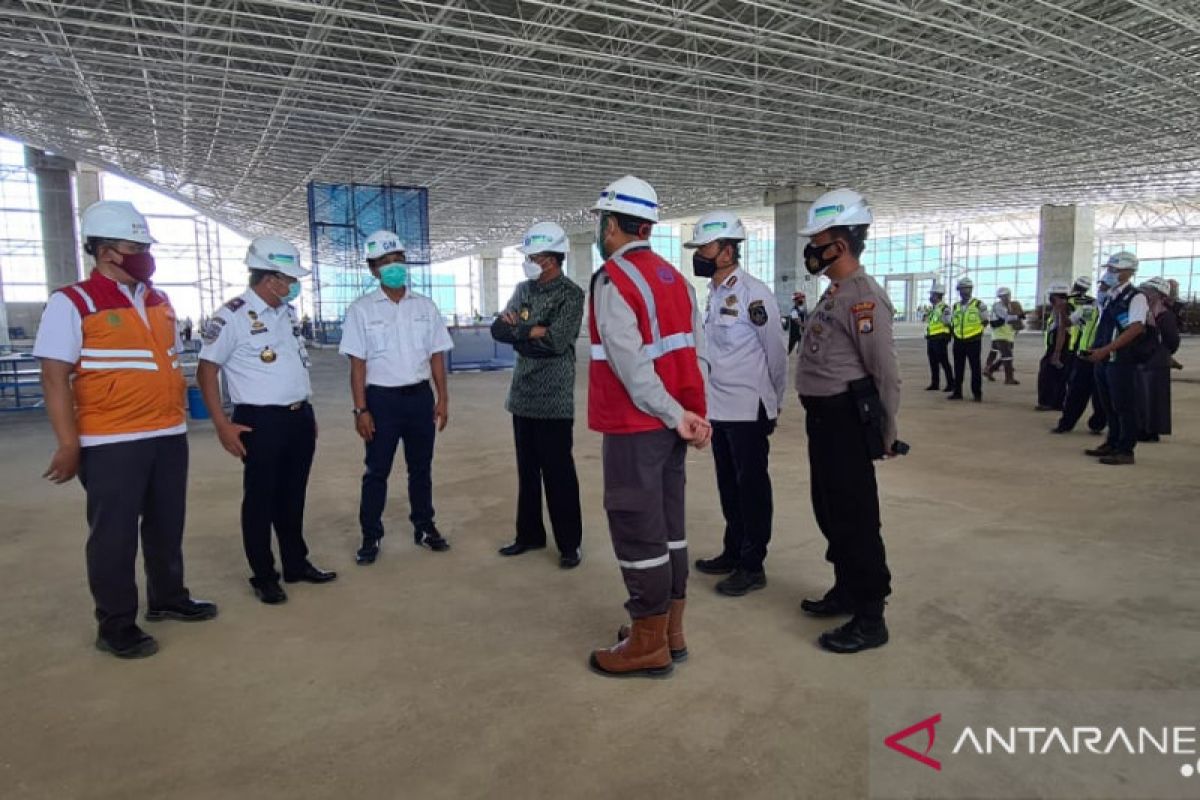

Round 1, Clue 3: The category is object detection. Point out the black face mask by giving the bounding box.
[692,251,718,278]
[803,240,840,276]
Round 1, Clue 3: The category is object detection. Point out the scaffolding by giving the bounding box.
[307,181,430,342]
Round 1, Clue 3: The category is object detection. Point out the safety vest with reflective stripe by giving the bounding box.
[1065,295,1088,351]
[951,298,986,340]
[587,245,706,434]
[58,270,186,437]
[925,302,950,337]
[1075,300,1101,352]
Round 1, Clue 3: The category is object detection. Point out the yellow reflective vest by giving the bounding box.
[925,302,950,337]
[951,298,986,340]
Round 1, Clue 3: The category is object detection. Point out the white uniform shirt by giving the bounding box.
[339,289,453,387]
[703,268,788,421]
[198,289,312,406]
[33,275,188,447]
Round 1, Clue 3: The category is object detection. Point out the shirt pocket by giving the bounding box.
[366,321,391,354]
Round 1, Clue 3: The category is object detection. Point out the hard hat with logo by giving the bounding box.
[245,234,309,278]
[591,175,659,222]
[81,200,156,244]
[517,221,568,255]
[363,229,406,262]
[957,277,974,290]
[996,286,1011,297]
[683,210,747,248]
[1072,275,1093,291]
[1046,281,1070,298]
[799,188,873,237]
[1105,251,1139,272]
[1139,276,1171,296]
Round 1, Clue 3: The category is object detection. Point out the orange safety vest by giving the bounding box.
[588,245,706,434]
[59,270,186,437]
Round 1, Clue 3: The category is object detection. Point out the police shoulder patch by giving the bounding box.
[224,297,245,312]
[201,316,227,344]
[748,300,768,327]
[857,316,874,334]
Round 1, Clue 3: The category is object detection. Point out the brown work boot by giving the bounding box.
[1003,363,1019,384]
[592,613,673,678]
[618,599,688,662]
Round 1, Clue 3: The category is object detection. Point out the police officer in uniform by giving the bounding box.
[1053,276,1106,434]
[922,283,953,391]
[197,235,336,605]
[948,277,988,401]
[1036,282,1072,411]
[340,230,455,563]
[794,188,900,654]
[685,211,787,596]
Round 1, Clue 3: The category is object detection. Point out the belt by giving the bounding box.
[800,392,852,410]
[369,380,429,396]
[235,401,310,412]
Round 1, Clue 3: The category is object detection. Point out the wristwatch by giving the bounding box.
[352,407,368,417]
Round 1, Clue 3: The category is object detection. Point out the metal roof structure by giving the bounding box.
[1,1,1199,260]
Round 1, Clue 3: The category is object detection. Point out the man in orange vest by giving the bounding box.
[34,200,216,659]
[586,176,711,679]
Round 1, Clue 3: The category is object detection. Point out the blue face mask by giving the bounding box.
[379,264,408,289]
[283,282,301,303]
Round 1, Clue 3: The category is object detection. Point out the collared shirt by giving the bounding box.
[34,273,188,447]
[198,289,311,406]
[502,274,585,419]
[591,241,708,430]
[339,288,453,387]
[703,268,787,421]
[795,265,901,445]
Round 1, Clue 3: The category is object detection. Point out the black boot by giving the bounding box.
[818,616,889,654]
[356,537,381,565]
[415,524,450,552]
[694,553,737,575]
[96,625,159,659]
[715,569,767,596]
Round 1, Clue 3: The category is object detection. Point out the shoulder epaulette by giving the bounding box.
[224,297,245,312]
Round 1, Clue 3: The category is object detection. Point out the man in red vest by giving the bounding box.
[586,176,711,679]
[35,200,216,659]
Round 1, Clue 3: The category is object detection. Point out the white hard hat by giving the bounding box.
[799,188,873,236]
[1139,276,1171,296]
[684,211,747,248]
[930,283,945,294]
[1072,275,1093,291]
[1105,251,1139,272]
[517,221,568,255]
[591,175,659,222]
[957,277,974,289]
[81,200,156,244]
[996,286,1011,297]
[1047,281,1070,298]
[245,234,309,278]
[363,229,406,261]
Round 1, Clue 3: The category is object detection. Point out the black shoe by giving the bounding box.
[499,541,545,557]
[559,550,582,569]
[414,525,450,552]
[1035,405,1055,412]
[1049,426,1069,434]
[1100,452,1136,465]
[972,395,983,402]
[96,626,159,659]
[1085,443,1115,457]
[1137,433,1160,443]
[694,553,737,575]
[942,385,955,393]
[715,569,767,596]
[356,538,381,565]
[818,616,889,654]
[800,593,852,618]
[250,579,287,605]
[947,393,963,400]
[924,384,939,391]
[145,597,218,623]
[283,564,338,584]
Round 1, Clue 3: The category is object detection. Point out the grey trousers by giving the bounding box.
[601,429,688,618]
[77,434,189,635]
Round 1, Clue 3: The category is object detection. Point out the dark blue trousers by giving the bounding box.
[1096,360,1138,454]
[360,382,436,540]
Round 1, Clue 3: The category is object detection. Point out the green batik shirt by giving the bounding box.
[502,274,585,419]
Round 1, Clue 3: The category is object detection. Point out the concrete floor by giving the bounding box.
[1,335,1198,799]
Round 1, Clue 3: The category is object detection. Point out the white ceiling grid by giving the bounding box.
[1,0,1198,259]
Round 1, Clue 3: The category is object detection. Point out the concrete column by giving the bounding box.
[75,163,102,214]
[566,231,595,287]
[764,185,826,312]
[480,248,501,315]
[1037,205,1094,301]
[26,148,81,291]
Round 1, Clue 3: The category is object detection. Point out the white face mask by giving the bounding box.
[522,257,543,280]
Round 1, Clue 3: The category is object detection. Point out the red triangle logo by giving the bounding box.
[884,713,942,771]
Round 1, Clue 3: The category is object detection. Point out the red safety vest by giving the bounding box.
[58,270,185,437]
[588,245,706,434]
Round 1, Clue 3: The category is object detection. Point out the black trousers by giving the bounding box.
[952,337,983,398]
[801,394,891,619]
[1037,347,1069,409]
[1057,356,1106,432]
[77,434,189,636]
[1096,360,1139,454]
[788,322,803,354]
[360,382,436,540]
[513,415,583,556]
[710,406,774,572]
[232,403,315,582]
[1136,365,1172,437]
[925,335,953,388]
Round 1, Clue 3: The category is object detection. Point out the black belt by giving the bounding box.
[800,392,853,410]
[235,401,310,412]
[369,381,429,396]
